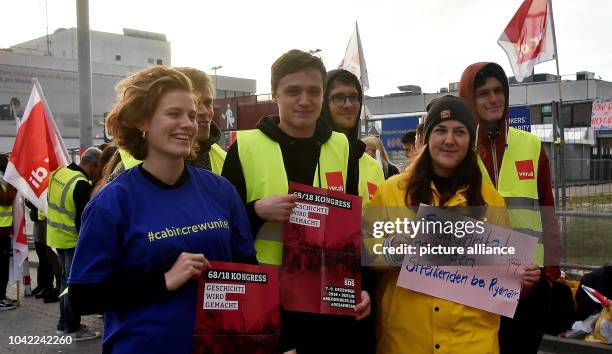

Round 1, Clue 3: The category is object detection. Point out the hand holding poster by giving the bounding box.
[281,182,362,315]
[193,261,280,354]
[397,205,537,318]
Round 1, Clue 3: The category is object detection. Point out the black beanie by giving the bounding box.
[424,95,475,146]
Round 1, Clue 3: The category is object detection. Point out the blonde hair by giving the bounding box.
[106,66,197,160]
[175,67,214,98]
[362,136,391,164]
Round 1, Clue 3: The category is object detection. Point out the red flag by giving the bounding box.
[4,79,69,214]
[10,192,28,273]
[498,0,555,82]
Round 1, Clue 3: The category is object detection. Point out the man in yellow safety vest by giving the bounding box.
[47,147,101,340]
[320,69,384,206]
[221,49,370,354]
[459,62,562,354]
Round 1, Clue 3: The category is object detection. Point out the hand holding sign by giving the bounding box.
[165,252,209,291]
[520,264,541,288]
[255,194,299,222]
[397,205,537,318]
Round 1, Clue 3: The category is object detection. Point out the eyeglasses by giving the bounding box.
[330,94,360,107]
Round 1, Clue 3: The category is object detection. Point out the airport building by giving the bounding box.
[0,28,255,152]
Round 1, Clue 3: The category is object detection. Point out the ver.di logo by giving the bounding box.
[515,160,535,180]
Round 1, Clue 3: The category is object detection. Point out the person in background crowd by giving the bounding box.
[365,95,540,353]
[91,144,119,195]
[221,49,370,354]
[362,135,400,179]
[0,154,17,310]
[400,131,416,160]
[25,199,61,303]
[176,67,227,174]
[459,62,562,354]
[99,145,118,172]
[415,122,425,150]
[46,147,101,339]
[68,66,255,354]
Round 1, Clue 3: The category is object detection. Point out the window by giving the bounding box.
[156,59,163,65]
[148,58,154,64]
[542,105,552,124]
[115,54,121,61]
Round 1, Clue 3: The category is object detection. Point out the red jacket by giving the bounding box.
[459,62,561,281]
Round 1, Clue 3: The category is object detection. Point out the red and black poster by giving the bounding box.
[193,261,280,354]
[281,182,362,315]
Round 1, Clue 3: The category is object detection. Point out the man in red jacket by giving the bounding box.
[458,62,562,353]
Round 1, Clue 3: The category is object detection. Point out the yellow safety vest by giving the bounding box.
[209,144,227,175]
[479,128,544,265]
[237,129,349,265]
[46,167,89,249]
[115,146,226,176]
[358,154,385,207]
[113,148,142,176]
[0,183,13,227]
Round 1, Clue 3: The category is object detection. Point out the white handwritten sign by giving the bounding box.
[397,205,537,318]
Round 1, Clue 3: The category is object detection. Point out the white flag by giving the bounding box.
[339,22,370,91]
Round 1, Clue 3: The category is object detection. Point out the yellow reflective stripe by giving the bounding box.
[507,209,543,233]
[48,172,85,220]
[60,174,85,210]
[254,239,283,265]
[513,228,543,239]
[47,220,77,234]
[503,196,539,209]
[47,201,76,220]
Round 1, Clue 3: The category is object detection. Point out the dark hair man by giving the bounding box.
[400,131,416,159]
[459,62,562,354]
[222,49,370,354]
[321,69,384,204]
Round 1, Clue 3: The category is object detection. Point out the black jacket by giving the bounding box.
[222,115,344,236]
[221,115,367,353]
[320,69,368,196]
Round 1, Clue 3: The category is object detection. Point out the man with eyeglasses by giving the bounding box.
[321,69,384,206]
[320,69,382,353]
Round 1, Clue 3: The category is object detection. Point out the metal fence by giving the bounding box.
[549,101,612,268]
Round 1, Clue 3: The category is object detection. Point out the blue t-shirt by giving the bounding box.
[69,165,255,354]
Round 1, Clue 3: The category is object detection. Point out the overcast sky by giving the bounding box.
[2,0,610,96]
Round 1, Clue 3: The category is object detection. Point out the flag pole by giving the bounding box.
[547,0,566,209]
